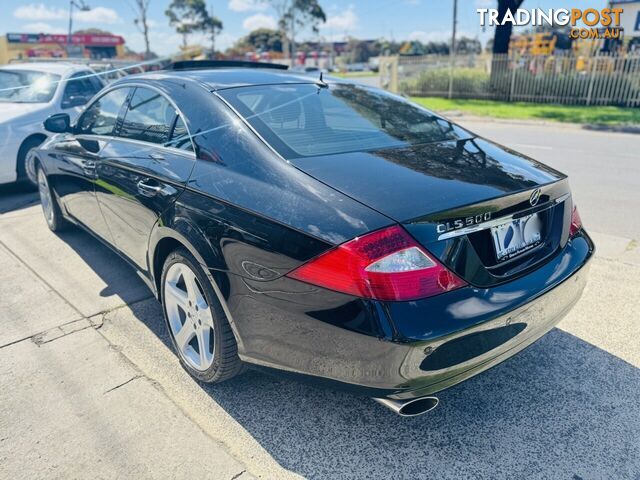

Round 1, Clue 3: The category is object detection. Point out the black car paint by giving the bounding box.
[36,69,594,400]
[291,137,564,223]
[44,134,115,243]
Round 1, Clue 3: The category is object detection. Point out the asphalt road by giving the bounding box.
[0,121,639,479]
[461,119,640,240]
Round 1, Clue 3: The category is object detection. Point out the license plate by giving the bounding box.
[491,213,542,261]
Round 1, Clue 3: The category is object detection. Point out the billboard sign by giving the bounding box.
[7,33,124,45]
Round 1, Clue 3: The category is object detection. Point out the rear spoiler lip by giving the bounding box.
[168,60,288,71]
[435,192,570,241]
[404,178,571,241]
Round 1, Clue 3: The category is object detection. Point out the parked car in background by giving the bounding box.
[0,62,104,186]
[32,61,593,417]
[88,62,145,83]
[290,66,329,75]
[345,62,368,72]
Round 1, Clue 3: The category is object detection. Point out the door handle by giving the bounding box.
[83,160,96,177]
[136,179,163,197]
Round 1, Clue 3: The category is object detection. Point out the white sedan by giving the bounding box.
[0,62,104,186]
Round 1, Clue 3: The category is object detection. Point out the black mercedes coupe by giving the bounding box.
[34,61,594,416]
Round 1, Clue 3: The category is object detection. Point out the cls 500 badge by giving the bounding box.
[437,213,492,234]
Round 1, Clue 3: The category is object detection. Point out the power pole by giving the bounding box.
[67,0,90,54]
[290,10,296,66]
[448,0,457,99]
[68,0,74,46]
[209,3,216,58]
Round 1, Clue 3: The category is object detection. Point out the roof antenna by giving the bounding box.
[318,71,328,88]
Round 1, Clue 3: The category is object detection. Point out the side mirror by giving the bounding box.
[62,95,89,109]
[44,113,71,133]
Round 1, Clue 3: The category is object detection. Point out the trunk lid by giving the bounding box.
[291,137,571,287]
[290,137,564,222]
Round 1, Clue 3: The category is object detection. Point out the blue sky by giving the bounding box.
[2,0,608,56]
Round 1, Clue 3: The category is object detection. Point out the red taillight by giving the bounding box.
[569,205,583,237]
[287,225,467,301]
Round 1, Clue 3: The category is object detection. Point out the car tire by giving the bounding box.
[37,166,68,233]
[161,248,243,383]
[18,137,45,188]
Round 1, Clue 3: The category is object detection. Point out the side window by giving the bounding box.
[119,88,175,145]
[167,116,194,152]
[61,72,103,109]
[77,87,130,136]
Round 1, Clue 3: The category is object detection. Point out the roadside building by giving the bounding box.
[0,33,125,64]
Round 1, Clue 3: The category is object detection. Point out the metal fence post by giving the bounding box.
[586,53,598,106]
[448,0,457,99]
[509,58,517,102]
[395,50,637,107]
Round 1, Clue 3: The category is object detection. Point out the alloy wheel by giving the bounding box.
[164,262,215,371]
[37,169,54,226]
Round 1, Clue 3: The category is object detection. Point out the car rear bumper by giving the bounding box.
[230,232,594,398]
[388,254,589,399]
[379,231,594,399]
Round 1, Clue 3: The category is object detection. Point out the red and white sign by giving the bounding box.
[7,33,124,46]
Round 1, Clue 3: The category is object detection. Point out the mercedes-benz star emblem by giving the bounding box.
[529,188,542,206]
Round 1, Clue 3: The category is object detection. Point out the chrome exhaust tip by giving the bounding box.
[373,396,439,417]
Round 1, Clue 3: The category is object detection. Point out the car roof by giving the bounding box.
[119,68,324,91]
[0,62,92,76]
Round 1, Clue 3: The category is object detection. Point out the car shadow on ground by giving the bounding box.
[124,293,640,479]
[0,183,38,214]
[0,185,152,306]
[53,227,153,302]
[7,188,638,479]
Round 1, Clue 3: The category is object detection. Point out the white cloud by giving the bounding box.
[242,13,277,31]
[152,32,186,55]
[123,26,237,57]
[14,4,66,21]
[215,32,237,51]
[13,3,121,25]
[74,7,121,24]
[320,6,358,32]
[21,22,66,33]
[125,29,183,56]
[228,0,268,12]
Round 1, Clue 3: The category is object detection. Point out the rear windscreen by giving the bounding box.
[219,83,470,158]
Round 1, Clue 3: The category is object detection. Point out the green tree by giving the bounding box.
[345,39,379,63]
[376,38,402,56]
[131,0,152,59]
[228,29,285,58]
[205,8,223,54]
[456,37,482,54]
[265,0,326,60]
[245,28,284,52]
[165,0,222,50]
[399,41,427,56]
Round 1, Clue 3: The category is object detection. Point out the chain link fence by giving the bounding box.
[383,52,640,107]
